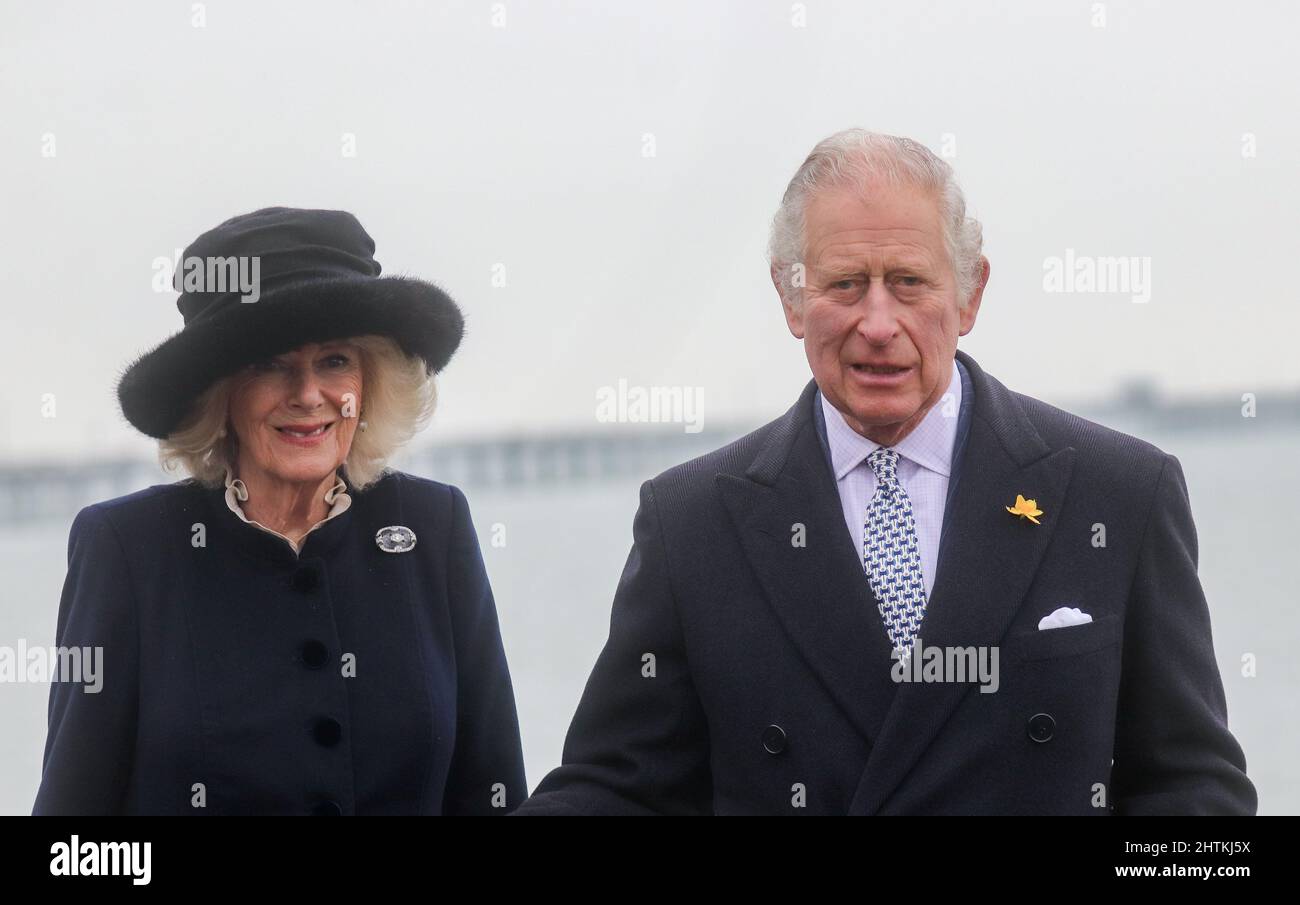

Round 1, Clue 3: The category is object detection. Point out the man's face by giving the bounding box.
[778,180,989,446]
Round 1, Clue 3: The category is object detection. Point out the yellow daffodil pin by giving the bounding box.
[1005,494,1043,525]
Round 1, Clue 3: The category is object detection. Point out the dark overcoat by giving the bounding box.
[517,350,1256,815]
[33,469,526,815]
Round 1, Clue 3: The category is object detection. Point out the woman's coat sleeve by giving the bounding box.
[33,505,140,815]
[440,486,527,814]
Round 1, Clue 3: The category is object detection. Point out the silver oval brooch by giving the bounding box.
[375,525,417,554]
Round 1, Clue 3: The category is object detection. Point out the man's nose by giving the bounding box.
[855,282,900,344]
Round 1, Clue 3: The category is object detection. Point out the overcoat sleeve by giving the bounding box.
[515,480,712,815]
[441,485,528,814]
[1111,454,1257,814]
[32,505,140,815]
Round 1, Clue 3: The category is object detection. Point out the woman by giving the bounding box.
[33,207,526,815]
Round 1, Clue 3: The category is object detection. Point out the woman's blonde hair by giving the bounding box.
[158,334,437,490]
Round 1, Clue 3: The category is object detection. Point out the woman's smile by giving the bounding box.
[274,421,335,446]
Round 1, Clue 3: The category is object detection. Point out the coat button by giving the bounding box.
[761,724,787,754]
[291,565,320,592]
[311,800,342,816]
[300,640,328,670]
[312,717,342,747]
[1027,712,1056,743]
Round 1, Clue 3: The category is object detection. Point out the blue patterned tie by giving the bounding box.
[862,448,928,655]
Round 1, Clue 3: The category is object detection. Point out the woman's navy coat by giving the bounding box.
[32,470,526,815]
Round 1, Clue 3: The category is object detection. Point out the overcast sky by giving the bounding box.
[3,0,1297,463]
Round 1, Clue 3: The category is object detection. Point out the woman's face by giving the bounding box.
[227,341,364,486]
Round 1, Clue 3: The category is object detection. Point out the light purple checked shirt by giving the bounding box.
[819,360,961,599]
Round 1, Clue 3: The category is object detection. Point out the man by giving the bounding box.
[517,129,1256,815]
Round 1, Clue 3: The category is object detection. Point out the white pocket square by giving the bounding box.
[1038,606,1093,630]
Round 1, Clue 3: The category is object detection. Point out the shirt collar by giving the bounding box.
[222,466,352,539]
[819,358,962,482]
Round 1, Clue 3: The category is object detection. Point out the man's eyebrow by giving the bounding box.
[815,265,862,278]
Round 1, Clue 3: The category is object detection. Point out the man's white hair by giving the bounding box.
[767,129,984,307]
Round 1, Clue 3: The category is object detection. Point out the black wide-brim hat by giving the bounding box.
[117,206,464,439]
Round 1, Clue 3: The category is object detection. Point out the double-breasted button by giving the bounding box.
[1027,712,1056,743]
[312,717,342,747]
[300,640,328,670]
[761,724,787,755]
[312,800,342,816]
[291,564,320,592]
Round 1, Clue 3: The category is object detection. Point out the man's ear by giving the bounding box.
[958,256,990,336]
[772,265,805,339]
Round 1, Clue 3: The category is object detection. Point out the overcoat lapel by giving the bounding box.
[717,382,900,743]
